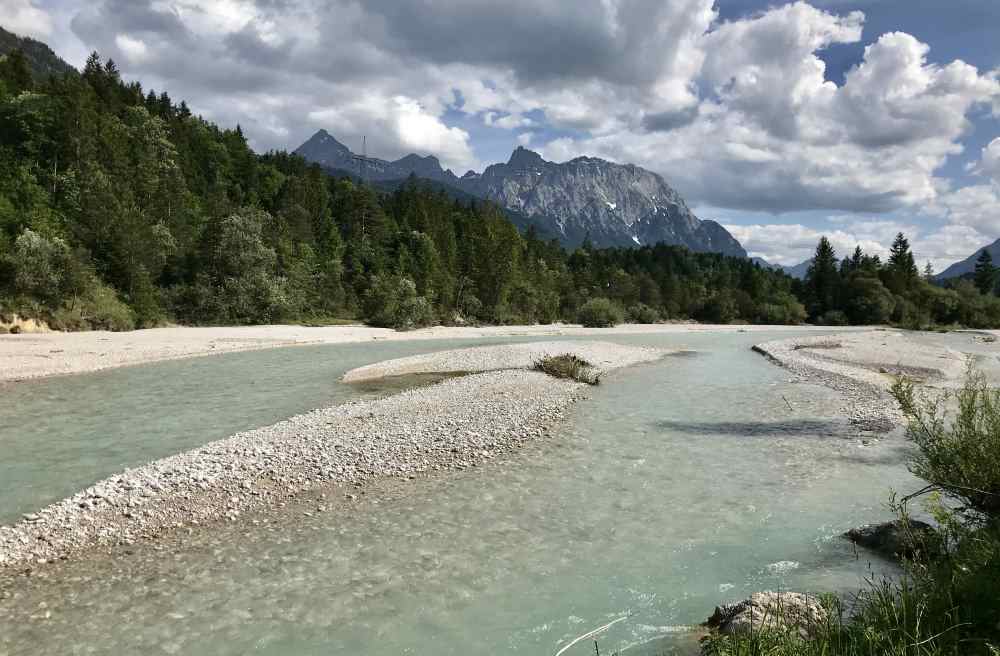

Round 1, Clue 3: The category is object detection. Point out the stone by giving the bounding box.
[704,591,827,640]
[844,519,938,559]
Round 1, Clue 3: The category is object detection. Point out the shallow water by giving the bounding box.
[0,338,529,524]
[0,331,927,655]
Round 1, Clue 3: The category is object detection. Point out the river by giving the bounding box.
[0,330,921,655]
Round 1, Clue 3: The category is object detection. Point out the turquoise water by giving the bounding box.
[0,337,537,524]
[0,331,924,655]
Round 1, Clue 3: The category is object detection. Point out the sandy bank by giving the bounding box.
[0,341,665,569]
[0,322,843,383]
[753,330,968,431]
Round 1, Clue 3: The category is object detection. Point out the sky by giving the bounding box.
[3,0,999,270]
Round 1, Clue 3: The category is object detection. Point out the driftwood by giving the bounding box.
[553,613,632,656]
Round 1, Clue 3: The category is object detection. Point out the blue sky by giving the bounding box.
[4,0,999,268]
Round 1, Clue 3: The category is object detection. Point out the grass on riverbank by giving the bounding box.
[704,364,1000,656]
[534,354,602,385]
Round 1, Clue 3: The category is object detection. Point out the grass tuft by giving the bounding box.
[534,354,602,385]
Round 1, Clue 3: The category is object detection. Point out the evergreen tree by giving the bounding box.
[886,232,918,293]
[805,237,840,319]
[974,250,997,296]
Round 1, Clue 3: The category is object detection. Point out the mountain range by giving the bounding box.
[295,130,746,257]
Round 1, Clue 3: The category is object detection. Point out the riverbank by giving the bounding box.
[752,330,968,432]
[0,341,665,569]
[0,322,846,383]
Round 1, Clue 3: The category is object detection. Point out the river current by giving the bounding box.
[0,331,922,655]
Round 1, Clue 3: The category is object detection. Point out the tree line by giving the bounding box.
[0,49,997,331]
[801,234,1000,329]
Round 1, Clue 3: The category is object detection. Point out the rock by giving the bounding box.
[704,591,827,640]
[844,519,938,559]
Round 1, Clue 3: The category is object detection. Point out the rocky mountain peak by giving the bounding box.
[506,146,547,171]
[293,130,747,257]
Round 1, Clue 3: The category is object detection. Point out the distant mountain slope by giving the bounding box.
[0,25,77,80]
[936,238,1000,280]
[296,131,747,257]
[295,130,460,185]
[781,259,812,280]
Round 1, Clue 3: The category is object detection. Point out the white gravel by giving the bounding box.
[342,340,666,382]
[753,330,968,431]
[0,341,666,569]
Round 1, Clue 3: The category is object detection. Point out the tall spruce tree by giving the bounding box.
[974,249,997,296]
[886,232,919,293]
[805,237,840,319]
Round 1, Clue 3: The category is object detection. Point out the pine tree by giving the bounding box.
[974,249,997,295]
[887,232,918,292]
[889,232,918,283]
[923,261,934,281]
[805,237,840,319]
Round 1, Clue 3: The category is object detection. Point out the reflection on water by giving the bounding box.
[0,330,927,656]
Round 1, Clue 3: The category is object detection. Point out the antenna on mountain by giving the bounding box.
[351,136,377,242]
[352,135,377,185]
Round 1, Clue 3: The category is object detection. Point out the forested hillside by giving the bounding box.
[0,26,77,80]
[0,49,807,331]
[1,46,998,332]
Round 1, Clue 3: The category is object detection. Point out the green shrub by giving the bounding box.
[816,309,849,326]
[363,274,436,330]
[892,365,1000,516]
[534,354,601,385]
[626,302,660,324]
[50,284,135,331]
[577,297,623,328]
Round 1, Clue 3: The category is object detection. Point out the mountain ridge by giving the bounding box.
[294,131,747,257]
[0,25,77,80]
[936,239,1000,280]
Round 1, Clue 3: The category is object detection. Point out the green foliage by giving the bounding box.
[625,302,661,324]
[577,297,623,328]
[533,354,601,385]
[805,236,840,317]
[975,250,997,296]
[362,274,435,330]
[796,234,1000,329]
[891,365,1000,516]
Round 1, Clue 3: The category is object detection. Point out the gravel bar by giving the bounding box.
[342,340,667,382]
[0,342,666,569]
[752,330,965,432]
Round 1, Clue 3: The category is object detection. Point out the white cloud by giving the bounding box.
[114,33,149,63]
[533,3,999,217]
[933,184,1000,235]
[981,138,1000,184]
[726,219,990,273]
[56,0,1000,240]
[308,95,478,172]
[2,0,53,39]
